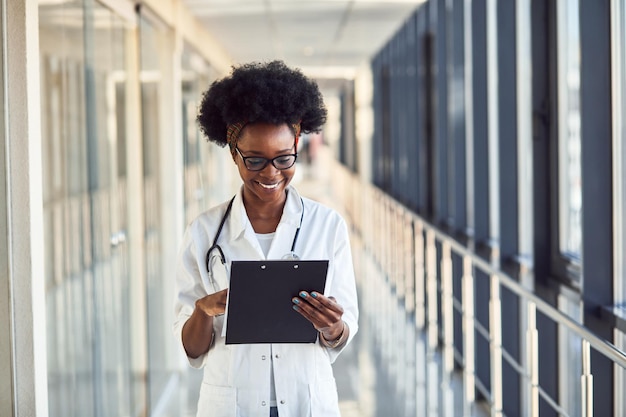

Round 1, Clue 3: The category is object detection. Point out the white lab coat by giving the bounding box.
[174,185,359,417]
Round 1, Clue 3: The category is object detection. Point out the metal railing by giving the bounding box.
[331,163,626,417]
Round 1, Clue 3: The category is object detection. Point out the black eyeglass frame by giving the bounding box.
[235,146,298,171]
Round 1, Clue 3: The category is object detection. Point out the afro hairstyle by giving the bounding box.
[197,60,327,147]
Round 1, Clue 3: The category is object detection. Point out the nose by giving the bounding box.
[261,161,281,175]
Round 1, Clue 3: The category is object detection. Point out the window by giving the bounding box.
[556,0,582,262]
[611,2,626,412]
[612,0,626,304]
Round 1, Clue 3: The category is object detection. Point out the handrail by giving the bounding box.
[331,160,626,416]
[339,166,626,369]
[411,201,626,367]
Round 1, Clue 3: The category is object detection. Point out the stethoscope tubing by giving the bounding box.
[206,194,304,274]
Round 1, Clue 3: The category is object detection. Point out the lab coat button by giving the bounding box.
[261,355,266,360]
[262,401,267,406]
[280,400,286,404]
[275,354,280,359]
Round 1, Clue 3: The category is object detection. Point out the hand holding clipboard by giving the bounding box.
[225,260,328,344]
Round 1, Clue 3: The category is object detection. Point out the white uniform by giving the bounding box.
[174,185,359,417]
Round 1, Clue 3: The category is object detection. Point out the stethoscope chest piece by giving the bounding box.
[281,251,300,260]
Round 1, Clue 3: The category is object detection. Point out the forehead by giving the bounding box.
[237,123,294,149]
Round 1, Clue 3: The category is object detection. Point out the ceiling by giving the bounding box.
[182,0,425,81]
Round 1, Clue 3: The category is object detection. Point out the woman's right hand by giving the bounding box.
[196,289,228,317]
[182,289,228,358]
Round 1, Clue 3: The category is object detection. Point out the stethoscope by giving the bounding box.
[205,195,305,275]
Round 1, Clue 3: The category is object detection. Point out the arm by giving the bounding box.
[181,289,227,358]
[174,224,228,367]
[292,215,358,354]
[292,292,349,348]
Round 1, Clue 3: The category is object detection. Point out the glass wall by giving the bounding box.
[138,12,192,415]
[556,0,582,263]
[181,43,218,223]
[39,1,141,415]
[613,1,626,413]
[613,0,626,307]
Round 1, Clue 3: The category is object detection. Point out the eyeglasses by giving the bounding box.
[235,147,298,171]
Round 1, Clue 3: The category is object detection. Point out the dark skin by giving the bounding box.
[182,122,346,359]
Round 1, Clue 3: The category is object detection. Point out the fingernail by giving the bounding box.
[292,298,300,304]
[311,292,318,298]
[292,305,299,311]
[299,291,307,298]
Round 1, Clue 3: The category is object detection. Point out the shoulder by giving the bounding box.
[185,197,235,237]
[301,197,346,227]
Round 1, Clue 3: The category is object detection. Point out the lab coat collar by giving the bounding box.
[226,185,304,244]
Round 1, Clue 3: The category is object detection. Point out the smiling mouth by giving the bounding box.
[257,181,280,189]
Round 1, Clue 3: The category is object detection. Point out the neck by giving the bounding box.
[242,191,287,232]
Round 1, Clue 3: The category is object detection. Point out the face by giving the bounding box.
[234,122,297,207]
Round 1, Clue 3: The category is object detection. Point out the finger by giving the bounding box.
[299,291,344,314]
[298,294,344,325]
[292,296,341,329]
[292,303,335,330]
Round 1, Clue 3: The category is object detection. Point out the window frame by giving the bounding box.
[610,0,625,305]
[610,1,626,412]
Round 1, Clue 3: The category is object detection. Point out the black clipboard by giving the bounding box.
[225,260,328,344]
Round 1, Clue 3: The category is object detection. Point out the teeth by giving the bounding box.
[258,182,279,189]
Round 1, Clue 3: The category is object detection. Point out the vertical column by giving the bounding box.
[125,19,148,408]
[434,0,450,225]
[490,275,503,417]
[610,2,626,412]
[485,0,500,256]
[579,0,614,414]
[426,230,439,349]
[526,303,539,417]
[160,4,185,304]
[4,0,48,415]
[441,241,454,373]
[0,2,10,415]
[581,340,594,417]
[414,219,426,328]
[462,256,476,404]
[464,0,475,240]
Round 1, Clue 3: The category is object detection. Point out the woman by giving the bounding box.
[174,61,359,417]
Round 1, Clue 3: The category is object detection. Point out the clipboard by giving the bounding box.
[225,260,328,344]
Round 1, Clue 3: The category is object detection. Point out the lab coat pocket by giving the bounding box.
[309,378,340,417]
[197,384,236,417]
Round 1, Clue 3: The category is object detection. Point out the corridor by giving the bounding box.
[3,1,626,416]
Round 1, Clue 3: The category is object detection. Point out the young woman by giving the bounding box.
[174,61,359,417]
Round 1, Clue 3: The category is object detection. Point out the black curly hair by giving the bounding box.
[197,60,327,147]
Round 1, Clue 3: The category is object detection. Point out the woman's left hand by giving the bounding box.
[292,291,344,341]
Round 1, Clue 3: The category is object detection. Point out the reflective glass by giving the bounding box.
[39,1,135,415]
[139,14,189,415]
[181,43,216,223]
[556,0,582,259]
[557,294,583,417]
[611,16,626,416]
[616,0,626,304]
